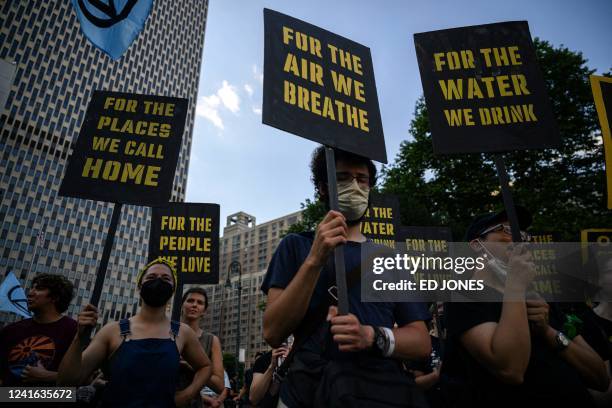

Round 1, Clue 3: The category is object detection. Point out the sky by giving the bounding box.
[185,0,612,227]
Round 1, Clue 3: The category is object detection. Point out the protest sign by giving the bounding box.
[263,8,386,163]
[590,75,612,209]
[398,226,453,254]
[59,90,188,206]
[149,203,220,285]
[395,226,453,292]
[360,193,400,248]
[414,21,559,154]
[528,232,565,297]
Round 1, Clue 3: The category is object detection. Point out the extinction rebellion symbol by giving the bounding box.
[7,285,30,317]
[71,0,154,59]
[77,0,140,28]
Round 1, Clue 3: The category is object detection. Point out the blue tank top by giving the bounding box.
[102,318,181,408]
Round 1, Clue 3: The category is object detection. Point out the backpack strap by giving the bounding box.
[170,320,181,341]
[119,318,131,341]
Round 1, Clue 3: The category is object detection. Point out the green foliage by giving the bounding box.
[381,39,609,240]
[284,198,327,234]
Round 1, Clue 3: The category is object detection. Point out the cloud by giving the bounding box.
[196,94,224,129]
[252,64,264,85]
[252,107,262,115]
[218,80,240,113]
[244,84,254,97]
[195,80,241,129]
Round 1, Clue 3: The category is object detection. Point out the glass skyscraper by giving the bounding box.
[0,0,208,325]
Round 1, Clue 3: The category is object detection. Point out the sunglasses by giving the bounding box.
[480,223,530,241]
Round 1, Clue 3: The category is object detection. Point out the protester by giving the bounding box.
[262,146,431,407]
[0,273,76,386]
[58,258,212,407]
[178,287,225,407]
[236,359,256,407]
[572,257,612,406]
[249,345,289,407]
[443,207,609,407]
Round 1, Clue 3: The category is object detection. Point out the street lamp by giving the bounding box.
[228,260,242,383]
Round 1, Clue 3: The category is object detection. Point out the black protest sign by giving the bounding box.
[398,226,453,254]
[149,203,220,285]
[398,226,453,288]
[59,91,188,206]
[529,232,564,298]
[581,229,612,265]
[590,75,612,209]
[414,21,559,154]
[263,8,387,163]
[360,193,400,248]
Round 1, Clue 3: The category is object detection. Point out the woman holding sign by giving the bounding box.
[58,258,212,407]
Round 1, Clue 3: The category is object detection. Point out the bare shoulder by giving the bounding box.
[96,320,121,339]
[178,322,197,344]
[178,322,196,336]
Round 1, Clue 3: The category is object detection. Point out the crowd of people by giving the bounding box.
[0,146,611,407]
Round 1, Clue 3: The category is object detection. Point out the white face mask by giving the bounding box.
[337,179,369,222]
[476,239,509,282]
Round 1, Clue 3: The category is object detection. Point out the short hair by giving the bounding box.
[31,273,74,313]
[310,146,377,201]
[181,287,208,310]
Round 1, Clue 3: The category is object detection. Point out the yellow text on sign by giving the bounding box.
[103,97,176,117]
[81,158,160,186]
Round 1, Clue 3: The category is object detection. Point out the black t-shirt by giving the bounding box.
[574,304,612,375]
[261,233,430,348]
[0,316,77,386]
[250,351,277,408]
[443,293,595,408]
[262,233,430,406]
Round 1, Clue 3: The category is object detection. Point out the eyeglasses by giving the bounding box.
[480,223,530,241]
[336,172,370,187]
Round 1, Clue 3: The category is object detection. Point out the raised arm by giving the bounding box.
[460,247,537,384]
[175,324,212,407]
[57,304,110,386]
[207,335,225,393]
[263,211,347,347]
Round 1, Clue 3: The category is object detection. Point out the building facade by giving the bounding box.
[201,210,302,366]
[0,1,208,324]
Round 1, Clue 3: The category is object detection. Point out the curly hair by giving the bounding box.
[310,146,377,201]
[181,287,209,310]
[31,273,74,313]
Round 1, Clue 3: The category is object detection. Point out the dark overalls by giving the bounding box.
[102,319,181,407]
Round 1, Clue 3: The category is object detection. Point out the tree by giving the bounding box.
[381,39,609,241]
[284,198,326,235]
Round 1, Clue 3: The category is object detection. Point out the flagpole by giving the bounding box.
[25,228,43,284]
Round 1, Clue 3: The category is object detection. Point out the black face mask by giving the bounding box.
[140,279,173,307]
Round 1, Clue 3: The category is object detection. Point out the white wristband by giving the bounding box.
[381,327,395,357]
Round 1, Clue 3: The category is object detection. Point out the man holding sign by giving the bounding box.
[262,147,430,407]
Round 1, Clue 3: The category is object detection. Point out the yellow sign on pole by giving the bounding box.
[590,75,612,209]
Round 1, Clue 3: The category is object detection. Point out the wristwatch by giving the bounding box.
[554,331,571,351]
[372,326,389,356]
